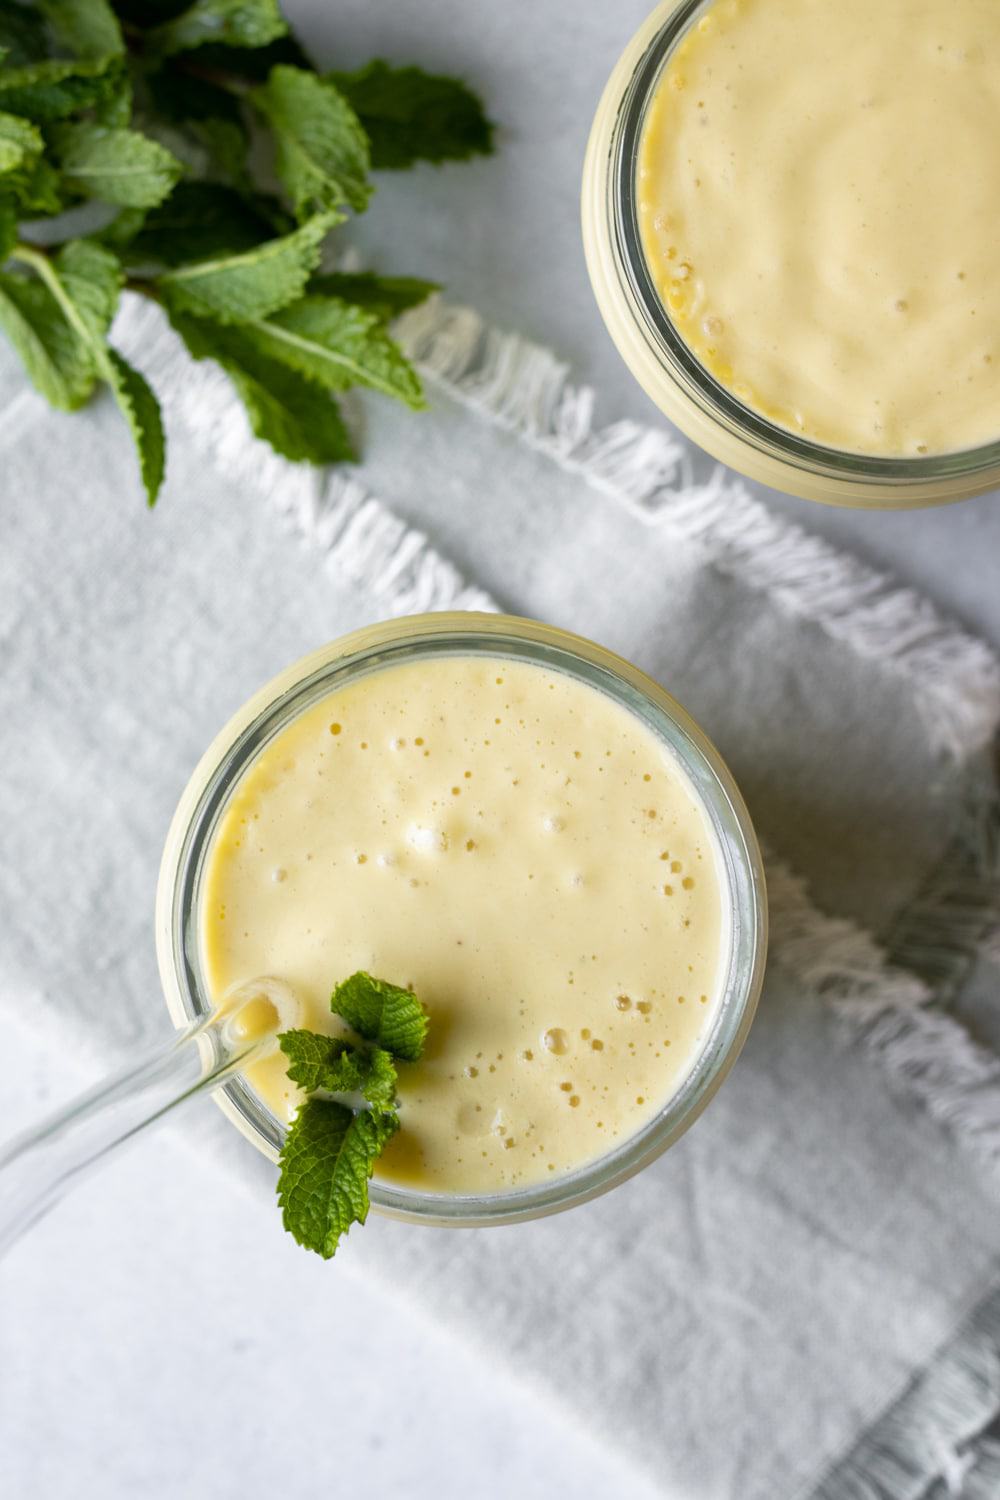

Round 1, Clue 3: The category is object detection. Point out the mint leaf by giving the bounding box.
[53,237,122,336]
[105,348,166,506]
[13,155,63,215]
[168,308,355,464]
[52,123,183,208]
[279,1031,398,1110]
[40,0,124,59]
[328,61,495,170]
[126,182,285,266]
[0,269,98,407]
[147,0,287,58]
[0,110,42,184]
[0,54,126,123]
[55,240,165,503]
[358,1047,399,1111]
[331,971,428,1061]
[277,1097,398,1258]
[9,239,166,502]
[0,112,64,218]
[309,271,437,323]
[252,65,370,218]
[158,209,338,323]
[248,294,424,407]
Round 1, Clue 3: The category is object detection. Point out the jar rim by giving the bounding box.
[155,613,767,1227]
[595,0,1000,496]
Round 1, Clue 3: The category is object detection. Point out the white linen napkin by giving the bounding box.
[1,293,998,1499]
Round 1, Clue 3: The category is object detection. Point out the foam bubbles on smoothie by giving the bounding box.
[408,823,448,853]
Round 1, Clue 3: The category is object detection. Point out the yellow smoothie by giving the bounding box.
[637,0,1000,456]
[200,654,726,1195]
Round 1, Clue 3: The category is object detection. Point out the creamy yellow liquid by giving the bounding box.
[201,656,726,1194]
[637,0,1000,456]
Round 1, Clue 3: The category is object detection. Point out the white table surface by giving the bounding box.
[2,4,998,1497]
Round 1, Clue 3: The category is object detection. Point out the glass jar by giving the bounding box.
[582,0,1000,508]
[156,614,767,1226]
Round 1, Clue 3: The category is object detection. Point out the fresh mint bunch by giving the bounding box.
[276,970,428,1259]
[0,0,494,505]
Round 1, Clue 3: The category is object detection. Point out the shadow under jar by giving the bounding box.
[582,0,1000,508]
[156,614,767,1229]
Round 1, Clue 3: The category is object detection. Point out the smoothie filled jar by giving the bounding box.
[582,0,1000,508]
[156,615,766,1226]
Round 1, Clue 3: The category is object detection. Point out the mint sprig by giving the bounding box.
[277,1099,398,1262]
[276,970,428,1258]
[331,970,429,1061]
[279,1028,398,1111]
[0,2,493,505]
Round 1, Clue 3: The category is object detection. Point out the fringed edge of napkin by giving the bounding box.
[808,1283,1000,1500]
[394,296,1000,765]
[767,851,1000,1170]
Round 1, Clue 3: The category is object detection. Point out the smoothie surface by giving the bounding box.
[201,654,726,1193]
[637,0,1000,456]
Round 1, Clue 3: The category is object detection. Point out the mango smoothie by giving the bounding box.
[635,0,1000,457]
[582,0,1000,504]
[199,652,729,1196]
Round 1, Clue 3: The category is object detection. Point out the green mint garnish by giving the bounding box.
[331,970,429,1061]
[277,1100,398,1261]
[326,61,496,170]
[276,971,427,1258]
[0,4,493,505]
[279,1028,398,1111]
